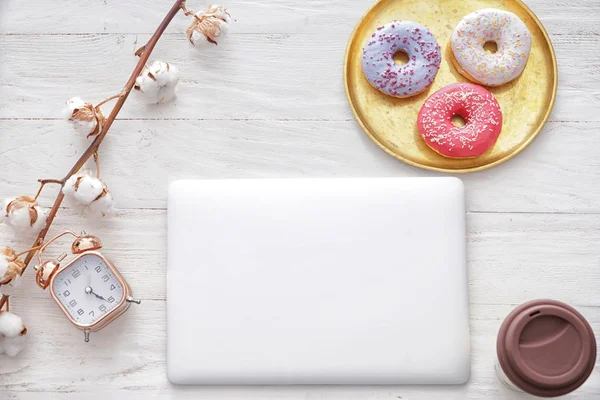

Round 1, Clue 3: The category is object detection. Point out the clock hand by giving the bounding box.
[92,291,107,301]
[85,286,108,302]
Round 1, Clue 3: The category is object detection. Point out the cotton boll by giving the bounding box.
[0,197,48,236]
[186,4,231,48]
[0,311,24,337]
[0,246,25,296]
[62,169,105,205]
[208,4,231,21]
[0,247,25,287]
[0,251,8,282]
[63,97,88,119]
[189,30,220,49]
[0,311,27,357]
[84,190,115,218]
[134,60,180,104]
[63,170,114,218]
[63,97,105,138]
[0,334,26,357]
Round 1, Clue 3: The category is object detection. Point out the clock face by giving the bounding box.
[52,254,125,326]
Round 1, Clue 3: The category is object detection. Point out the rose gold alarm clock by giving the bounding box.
[34,231,140,342]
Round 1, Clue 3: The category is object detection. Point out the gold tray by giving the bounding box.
[344,0,557,173]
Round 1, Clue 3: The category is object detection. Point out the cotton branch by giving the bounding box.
[0,0,187,311]
[33,179,64,200]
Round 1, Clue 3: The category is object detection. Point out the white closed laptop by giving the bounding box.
[167,178,470,385]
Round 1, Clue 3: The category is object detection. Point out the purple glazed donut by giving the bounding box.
[361,21,442,98]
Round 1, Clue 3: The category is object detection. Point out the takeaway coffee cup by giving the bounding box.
[496,299,596,397]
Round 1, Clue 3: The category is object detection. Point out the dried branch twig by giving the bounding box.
[0,0,187,311]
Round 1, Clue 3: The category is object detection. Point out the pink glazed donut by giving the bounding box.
[417,83,502,158]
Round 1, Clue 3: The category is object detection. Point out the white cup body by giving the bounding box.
[495,358,524,393]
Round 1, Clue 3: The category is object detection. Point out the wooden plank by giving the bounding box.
[1,209,599,304]
[0,0,598,36]
[0,34,598,122]
[1,299,598,397]
[1,119,599,213]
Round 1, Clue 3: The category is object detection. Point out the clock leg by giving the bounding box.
[126,296,141,304]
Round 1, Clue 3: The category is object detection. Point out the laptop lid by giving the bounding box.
[167,178,470,384]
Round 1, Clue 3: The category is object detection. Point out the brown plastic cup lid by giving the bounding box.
[497,299,596,397]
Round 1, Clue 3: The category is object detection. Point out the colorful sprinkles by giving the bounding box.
[451,8,531,86]
[417,83,503,158]
[362,21,442,98]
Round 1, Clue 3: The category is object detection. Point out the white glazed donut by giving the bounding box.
[450,8,531,86]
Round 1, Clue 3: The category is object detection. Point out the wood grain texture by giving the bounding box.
[0,0,599,35]
[1,209,600,305]
[0,34,599,121]
[2,300,598,399]
[1,0,599,398]
[1,210,599,398]
[1,120,599,213]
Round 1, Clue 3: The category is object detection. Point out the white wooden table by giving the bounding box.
[1,0,599,398]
